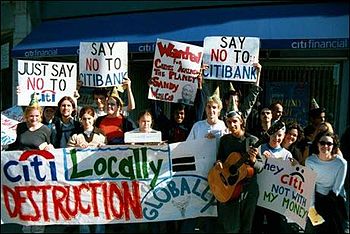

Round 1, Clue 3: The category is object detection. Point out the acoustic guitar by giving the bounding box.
[208,120,285,203]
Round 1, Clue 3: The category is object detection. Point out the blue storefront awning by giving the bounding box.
[12,2,349,58]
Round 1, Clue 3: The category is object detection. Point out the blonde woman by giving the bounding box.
[7,96,53,233]
[8,103,54,151]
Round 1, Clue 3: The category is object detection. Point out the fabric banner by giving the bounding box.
[1,139,217,225]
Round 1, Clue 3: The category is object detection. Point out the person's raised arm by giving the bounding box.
[254,62,262,87]
[239,62,263,121]
[193,64,208,122]
[123,76,136,112]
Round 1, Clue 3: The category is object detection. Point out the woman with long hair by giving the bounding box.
[305,132,347,234]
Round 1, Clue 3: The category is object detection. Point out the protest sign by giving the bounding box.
[148,39,203,105]
[17,60,77,106]
[1,139,217,225]
[1,106,23,150]
[1,105,24,122]
[257,158,317,229]
[203,36,260,82]
[79,42,128,87]
[1,114,19,149]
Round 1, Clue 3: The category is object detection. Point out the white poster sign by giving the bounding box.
[17,60,77,106]
[148,39,203,105]
[257,158,317,229]
[203,36,260,82]
[79,42,128,87]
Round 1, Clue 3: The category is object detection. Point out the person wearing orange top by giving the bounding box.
[95,87,135,144]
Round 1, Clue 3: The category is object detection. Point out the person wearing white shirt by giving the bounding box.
[182,87,228,233]
[187,86,228,143]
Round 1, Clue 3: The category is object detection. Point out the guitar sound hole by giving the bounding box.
[228,165,237,175]
[228,174,238,185]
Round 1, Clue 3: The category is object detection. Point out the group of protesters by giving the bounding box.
[4,61,349,234]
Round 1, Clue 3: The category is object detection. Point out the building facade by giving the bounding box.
[1,1,349,134]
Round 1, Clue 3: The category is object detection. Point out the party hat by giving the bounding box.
[229,82,236,92]
[225,94,242,119]
[109,86,120,98]
[115,84,124,93]
[108,86,124,106]
[212,86,220,99]
[207,86,223,110]
[310,98,319,109]
[29,92,40,108]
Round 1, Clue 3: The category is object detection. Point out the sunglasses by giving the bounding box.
[261,112,271,115]
[319,141,334,146]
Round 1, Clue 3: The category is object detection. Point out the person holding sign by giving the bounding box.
[253,124,294,234]
[305,132,347,234]
[99,77,136,117]
[95,87,136,144]
[151,67,206,144]
[125,109,158,134]
[213,95,263,233]
[120,76,136,116]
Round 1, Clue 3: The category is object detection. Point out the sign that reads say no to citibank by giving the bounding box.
[203,36,260,82]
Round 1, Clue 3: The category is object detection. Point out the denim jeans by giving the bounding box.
[79,224,105,233]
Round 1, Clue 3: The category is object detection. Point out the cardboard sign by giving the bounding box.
[79,42,128,87]
[148,39,203,105]
[124,131,162,143]
[203,36,260,82]
[17,60,77,106]
[257,158,317,229]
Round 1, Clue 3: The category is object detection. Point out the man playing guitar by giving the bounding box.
[214,108,264,233]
